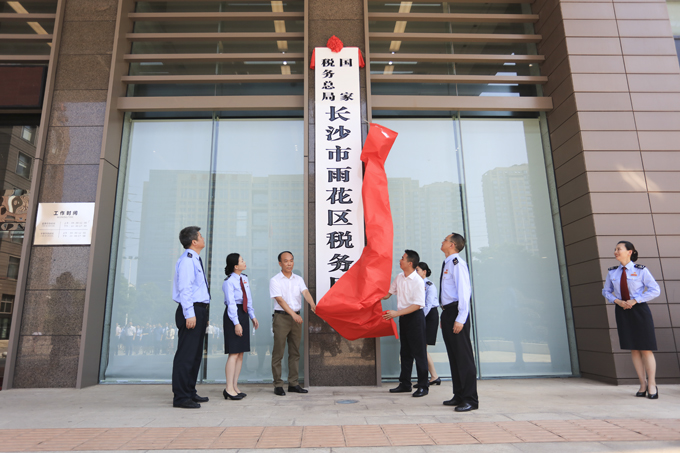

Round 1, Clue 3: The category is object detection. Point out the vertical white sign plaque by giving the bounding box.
[314,46,364,300]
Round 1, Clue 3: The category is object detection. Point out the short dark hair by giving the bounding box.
[404,249,420,269]
[449,233,466,252]
[417,261,432,278]
[179,226,201,249]
[618,241,639,262]
[278,251,294,262]
[225,253,240,277]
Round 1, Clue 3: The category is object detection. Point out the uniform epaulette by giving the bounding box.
[242,273,248,277]
[453,258,459,265]
[608,265,618,271]
[634,264,646,269]
[425,281,433,286]
[187,252,193,258]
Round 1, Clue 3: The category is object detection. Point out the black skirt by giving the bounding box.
[223,305,251,354]
[615,303,657,351]
[425,308,439,346]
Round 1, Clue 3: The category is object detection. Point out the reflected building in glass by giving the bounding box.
[482,164,538,254]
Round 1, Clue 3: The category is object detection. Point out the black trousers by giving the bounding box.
[399,310,429,388]
[172,303,208,404]
[441,303,478,406]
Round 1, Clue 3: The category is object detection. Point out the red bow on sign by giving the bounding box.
[326,35,343,53]
[309,36,366,69]
[315,123,399,341]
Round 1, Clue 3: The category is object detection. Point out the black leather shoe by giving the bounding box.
[192,395,209,403]
[454,403,478,412]
[635,390,647,397]
[647,386,658,399]
[223,389,243,400]
[288,385,308,393]
[274,387,286,396]
[173,399,201,409]
[238,393,247,398]
[443,397,463,406]
[429,377,441,386]
[389,384,412,393]
[413,388,428,397]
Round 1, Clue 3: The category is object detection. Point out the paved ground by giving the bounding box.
[0,378,679,452]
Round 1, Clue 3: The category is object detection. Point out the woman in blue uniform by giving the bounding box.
[602,241,661,399]
[416,262,441,386]
[223,253,259,400]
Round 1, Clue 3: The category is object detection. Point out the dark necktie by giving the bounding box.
[620,267,630,301]
[198,256,210,298]
[240,276,248,313]
[439,260,446,307]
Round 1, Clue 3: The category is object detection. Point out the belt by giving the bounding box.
[193,302,209,306]
[441,302,458,310]
[275,310,301,315]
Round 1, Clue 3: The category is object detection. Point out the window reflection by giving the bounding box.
[376,119,465,380]
[101,119,304,384]
[460,119,572,377]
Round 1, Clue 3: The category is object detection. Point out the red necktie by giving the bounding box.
[240,276,248,313]
[620,268,630,301]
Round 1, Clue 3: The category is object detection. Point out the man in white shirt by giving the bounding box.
[269,251,317,396]
[382,250,429,397]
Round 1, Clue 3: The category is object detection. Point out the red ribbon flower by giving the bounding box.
[327,35,344,53]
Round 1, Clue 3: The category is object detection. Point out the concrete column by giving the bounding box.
[534,0,680,384]
[306,0,378,385]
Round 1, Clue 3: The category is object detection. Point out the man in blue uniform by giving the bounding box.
[172,226,210,409]
[439,233,478,412]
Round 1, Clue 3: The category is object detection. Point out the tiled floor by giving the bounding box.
[1,419,679,451]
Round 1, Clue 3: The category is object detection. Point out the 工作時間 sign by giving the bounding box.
[34,202,95,245]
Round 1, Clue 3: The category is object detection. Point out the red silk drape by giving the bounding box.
[315,123,398,340]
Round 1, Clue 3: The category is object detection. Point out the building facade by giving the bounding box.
[1,0,680,389]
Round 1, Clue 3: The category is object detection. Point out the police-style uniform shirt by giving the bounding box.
[423,277,439,317]
[602,262,660,304]
[389,271,425,311]
[172,249,210,319]
[223,272,256,326]
[440,253,472,324]
[269,272,308,312]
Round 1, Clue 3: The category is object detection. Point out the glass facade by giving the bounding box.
[101,115,573,383]
[100,118,304,383]
[377,117,572,379]
[98,1,574,384]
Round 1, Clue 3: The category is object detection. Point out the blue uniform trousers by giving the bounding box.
[172,303,208,404]
[441,303,478,406]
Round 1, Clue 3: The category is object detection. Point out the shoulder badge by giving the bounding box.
[634,264,646,269]
[187,252,193,258]
[608,265,618,271]
[453,258,459,265]
[242,273,248,277]
[425,281,433,286]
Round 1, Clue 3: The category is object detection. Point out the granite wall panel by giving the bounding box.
[11,0,117,388]
[534,0,680,384]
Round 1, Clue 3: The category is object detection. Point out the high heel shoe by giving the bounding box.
[429,377,441,386]
[647,386,658,400]
[223,389,243,400]
[635,390,647,397]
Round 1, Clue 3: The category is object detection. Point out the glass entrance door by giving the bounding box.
[101,117,304,384]
[376,117,574,380]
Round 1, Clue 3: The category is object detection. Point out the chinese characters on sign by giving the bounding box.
[315,47,364,300]
[34,202,95,245]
